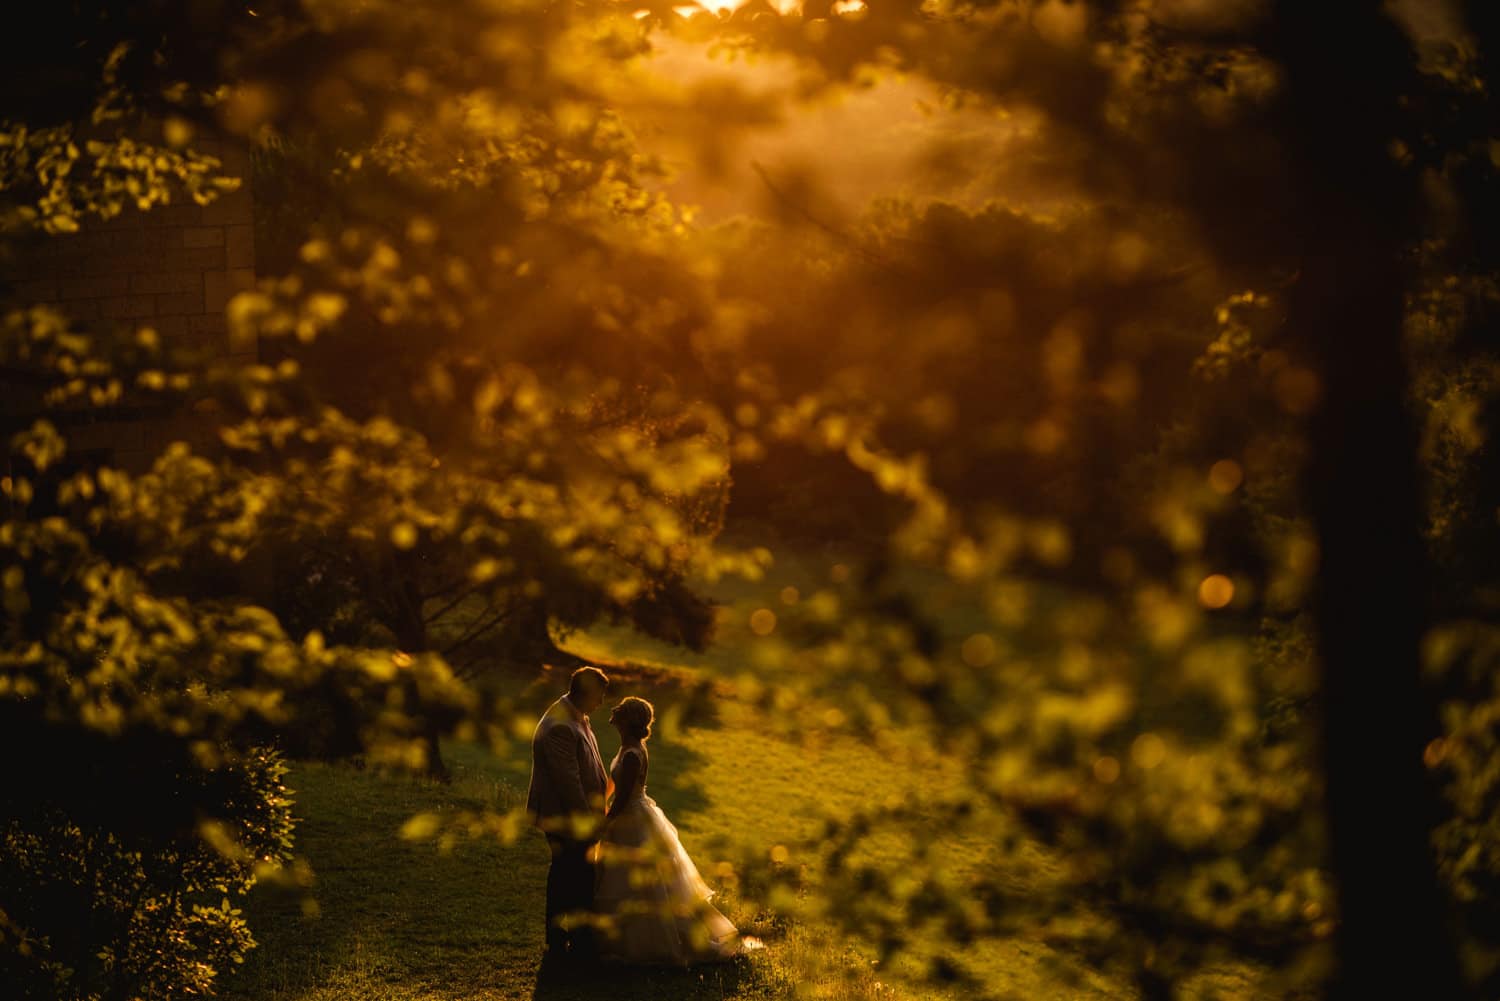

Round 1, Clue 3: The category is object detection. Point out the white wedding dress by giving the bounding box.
[594,746,740,964]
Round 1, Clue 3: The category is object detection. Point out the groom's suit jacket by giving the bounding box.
[526,695,609,838]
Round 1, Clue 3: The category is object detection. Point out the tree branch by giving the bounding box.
[441,601,513,659]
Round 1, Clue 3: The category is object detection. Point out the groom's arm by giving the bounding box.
[542,724,591,818]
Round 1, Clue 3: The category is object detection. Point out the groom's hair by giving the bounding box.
[568,665,610,698]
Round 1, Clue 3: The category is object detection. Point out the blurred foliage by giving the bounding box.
[2,0,1500,999]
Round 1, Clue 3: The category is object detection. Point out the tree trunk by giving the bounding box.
[391,571,450,782]
[1268,4,1465,997]
[422,723,449,783]
[499,600,580,670]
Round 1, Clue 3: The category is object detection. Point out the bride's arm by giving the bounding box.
[606,751,640,820]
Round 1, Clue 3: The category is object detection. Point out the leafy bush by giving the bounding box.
[0,745,293,1000]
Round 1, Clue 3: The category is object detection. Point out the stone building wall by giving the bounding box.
[2,137,257,473]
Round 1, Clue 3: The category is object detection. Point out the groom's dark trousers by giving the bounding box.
[544,834,597,955]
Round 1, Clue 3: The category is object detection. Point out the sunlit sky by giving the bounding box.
[630,0,1465,223]
[633,36,1057,223]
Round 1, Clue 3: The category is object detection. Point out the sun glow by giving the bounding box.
[669,0,802,16]
[690,0,745,14]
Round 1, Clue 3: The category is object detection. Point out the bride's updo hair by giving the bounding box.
[613,696,654,740]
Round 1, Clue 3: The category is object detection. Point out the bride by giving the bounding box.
[593,696,741,965]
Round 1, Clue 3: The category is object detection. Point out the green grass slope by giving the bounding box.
[222,552,1156,1000]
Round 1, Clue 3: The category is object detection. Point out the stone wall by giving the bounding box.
[1,137,257,472]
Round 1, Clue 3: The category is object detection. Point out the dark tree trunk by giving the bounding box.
[422,723,449,783]
[391,557,450,782]
[499,600,581,670]
[1267,4,1465,997]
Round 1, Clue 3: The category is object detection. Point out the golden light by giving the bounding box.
[1198,574,1235,609]
[769,844,790,863]
[1092,755,1121,784]
[780,585,800,605]
[1273,367,1321,415]
[1191,801,1225,837]
[749,608,778,635]
[219,82,277,135]
[1424,737,1448,768]
[1107,231,1149,278]
[1207,459,1243,494]
[1131,732,1167,770]
[1032,0,1090,47]
[1099,362,1140,407]
[961,633,997,667]
[1030,521,1072,567]
[1024,417,1065,455]
[691,0,747,15]
[1258,348,1290,376]
[163,116,194,148]
[1287,536,1319,576]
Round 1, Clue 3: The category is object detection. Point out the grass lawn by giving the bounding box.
[217,697,926,1001]
[221,709,1124,1001]
[220,550,1211,1001]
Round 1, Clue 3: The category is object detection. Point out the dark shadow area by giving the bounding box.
[222,758,552,1000]
[531,950,754,1001]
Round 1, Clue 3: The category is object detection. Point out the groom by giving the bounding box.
[526,665,610,958]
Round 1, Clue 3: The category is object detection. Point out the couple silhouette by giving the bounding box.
[525,666,741,967]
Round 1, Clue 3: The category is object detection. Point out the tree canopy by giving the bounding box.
[2,1,1499,999]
